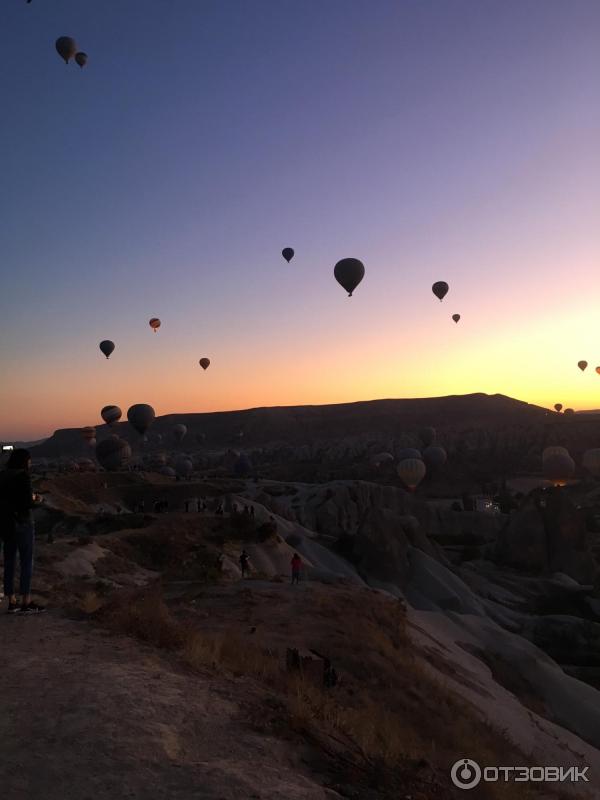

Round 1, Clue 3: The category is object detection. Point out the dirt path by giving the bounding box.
[0,610,339,800]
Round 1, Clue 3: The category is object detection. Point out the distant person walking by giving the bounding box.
[0,449,45,614]
[291,553,302,585]
[239,549,250,579]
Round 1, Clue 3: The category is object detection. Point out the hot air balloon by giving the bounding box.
[282,248,294,263]
[96,437,131,471]
[397,448,422,461]
[334,258,365,297]
[371,452,394,467]
[199,358,210,370]
[74,52,88,68]
[542,446,569,460]
[563,408,575,416]
[420,427,436,447]
[149,318,161,333]
[101,405,122,426]
[174,456,193,478]
[127,404,155,436]
[55,37,77,64]
[397,458,426,491]
[596,367,600,376]
[173,424,187,444]
[554,404,563,413]
[542,452,575,486]
[423,445,447,468]
[452,314,460,323]
[432,282,449,302]
[583,449,600,478]
[99,340,115,359]
[578,361,588,372]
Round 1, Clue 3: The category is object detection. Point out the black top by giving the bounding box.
[0,468,35,529]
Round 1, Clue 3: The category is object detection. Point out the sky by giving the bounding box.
[0,0,599,440]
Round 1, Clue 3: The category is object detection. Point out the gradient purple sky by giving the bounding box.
[1,0,599,440]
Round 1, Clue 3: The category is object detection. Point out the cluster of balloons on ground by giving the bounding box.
[370,426,447,491]
[542,445,600,485]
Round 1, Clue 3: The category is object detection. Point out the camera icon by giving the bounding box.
[451,758,482,790]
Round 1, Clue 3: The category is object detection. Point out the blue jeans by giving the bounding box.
[3,522,35,597]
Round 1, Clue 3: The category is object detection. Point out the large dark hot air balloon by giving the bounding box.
[423,445,447,468]
[99,340,115,359]
[199,358,210,370]
[101,405,122,425]
[55,37,77,64]
[578,361,588,372]
[334,258,365,297]
[543,451,575,486]
[397,458,426,491]
[96,437,131,471]
[127,404,155,436]
[432,282,449,301]
[452,314,460,323]
[149,318,161,333]
[282,248,294,263]
[173,424,187,444]
[75,52,88,68]
[554,403,563,413]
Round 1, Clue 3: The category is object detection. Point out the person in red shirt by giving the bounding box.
[291,553,302,585]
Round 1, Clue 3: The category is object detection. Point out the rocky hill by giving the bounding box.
[32,392,549,457]
[14,468,600,799]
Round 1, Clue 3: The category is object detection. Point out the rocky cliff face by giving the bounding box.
[495,489,597,585]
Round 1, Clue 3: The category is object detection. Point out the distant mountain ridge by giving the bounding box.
[31,393,551,458]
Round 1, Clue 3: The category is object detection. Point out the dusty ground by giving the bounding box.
[0,610,342,800]
[4,472,598,800]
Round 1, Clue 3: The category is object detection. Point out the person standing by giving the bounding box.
[0,449,45,614]
[239,549,250,579]
[291,552,302,585]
